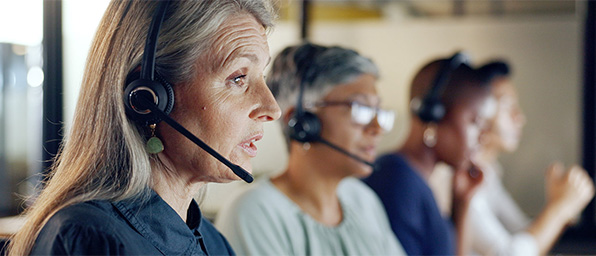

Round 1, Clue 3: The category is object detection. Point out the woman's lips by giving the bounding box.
[238,133,263,157]
[360,145,377,160]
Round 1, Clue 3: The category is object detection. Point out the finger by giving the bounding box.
[575,175,590,195]
[546,162,565,180]
[567,165,587,185]
[578,173,595,196]
[577,168,593,184]
[567,168,580,186]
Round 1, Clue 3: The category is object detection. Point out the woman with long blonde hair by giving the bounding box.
[8,0,280,255]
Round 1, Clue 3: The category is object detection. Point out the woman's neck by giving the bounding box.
[271,149,344,226]
[151,163,204,222]
[475,146,500,167]
[398,137,437,181]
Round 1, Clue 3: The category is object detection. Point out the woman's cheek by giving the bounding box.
[466,124,481,152]
[495,113,512,147]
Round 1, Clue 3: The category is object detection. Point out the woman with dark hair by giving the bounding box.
[469,61,594,256]
[8,0,280,255]
[364,53,490,255]
[216,42,405,255]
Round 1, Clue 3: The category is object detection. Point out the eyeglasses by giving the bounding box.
[315,101,395,131]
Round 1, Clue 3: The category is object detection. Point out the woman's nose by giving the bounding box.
[365,116,383,136]
[513,106,526,126]
[249,78,282,122]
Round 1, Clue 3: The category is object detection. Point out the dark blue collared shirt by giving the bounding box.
[31,190,235,255]
[363,153,456,255]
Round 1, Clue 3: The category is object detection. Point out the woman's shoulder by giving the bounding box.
[32,200,140,255]
[217,178,296,221]
[215,178,302,248]
[339,178,384,209]
[44,200,120,232]
[339,177,376,197]
[375,153,414,173]
[365,153,425,192]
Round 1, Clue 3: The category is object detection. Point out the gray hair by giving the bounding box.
[266,42,379,148]
[154,0,276,84]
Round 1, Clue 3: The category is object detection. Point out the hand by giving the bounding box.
[452,163,484,204]
[545,162,595,222]
[451,164,485,256]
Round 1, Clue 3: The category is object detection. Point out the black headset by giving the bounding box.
[412,52,469,123]
[287,43,374,167]
[287,44,325,143]
[123,1,174,126]
[122,1,254,183]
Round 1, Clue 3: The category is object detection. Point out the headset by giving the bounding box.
[411,52,469,123]
[123,1,254,183]
[287,44,325,143]
[287,44,375,168]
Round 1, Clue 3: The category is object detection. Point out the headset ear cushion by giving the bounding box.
[123,76,175,125]
[154,73,175,115]
[416,97,445,123]
[288,111,322,143]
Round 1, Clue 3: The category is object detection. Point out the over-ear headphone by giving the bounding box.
[286,43,374,168]
[412,52,469,123]
[287,44,326,143]
[123,1,174,126]
[121,1,254,183]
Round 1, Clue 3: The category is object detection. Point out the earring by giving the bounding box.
[423,123,437,148]
[302,142,311,151]
[146,123,164,154]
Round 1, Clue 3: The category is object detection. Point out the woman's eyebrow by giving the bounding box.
[220,53,266,71]
[239,53,258,63]
[348,94,381,104]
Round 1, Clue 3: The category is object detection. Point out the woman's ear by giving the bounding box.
[283,106,296,125]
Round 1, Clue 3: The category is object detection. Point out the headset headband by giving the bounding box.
[426,52,469,101]
[141,1,170,81]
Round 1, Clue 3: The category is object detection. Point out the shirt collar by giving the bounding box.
[112,190,203,255]
[186,198,202,230]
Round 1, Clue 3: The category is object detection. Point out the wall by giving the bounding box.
[62,0,111,132]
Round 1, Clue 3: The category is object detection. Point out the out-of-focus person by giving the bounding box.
[469,61,595,256]
[364,53,490,255]
[216,42,405,256]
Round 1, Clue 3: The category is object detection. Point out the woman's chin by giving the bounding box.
[448,157,471,171]
[350,162,374,178]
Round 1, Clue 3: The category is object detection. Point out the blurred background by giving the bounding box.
[0,0,594,252]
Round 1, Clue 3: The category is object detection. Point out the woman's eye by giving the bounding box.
[229,74,247,87]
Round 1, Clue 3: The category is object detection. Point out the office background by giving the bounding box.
[0,1,594,250]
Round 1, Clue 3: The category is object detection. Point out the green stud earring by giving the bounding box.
[146,123,164,154]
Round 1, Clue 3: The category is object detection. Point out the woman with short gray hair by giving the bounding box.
[216,42,405,255]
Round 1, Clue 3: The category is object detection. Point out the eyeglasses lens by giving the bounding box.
[351,102,394,131]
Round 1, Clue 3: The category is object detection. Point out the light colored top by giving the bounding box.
[469,161,538,256]
[215,177,406,256]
